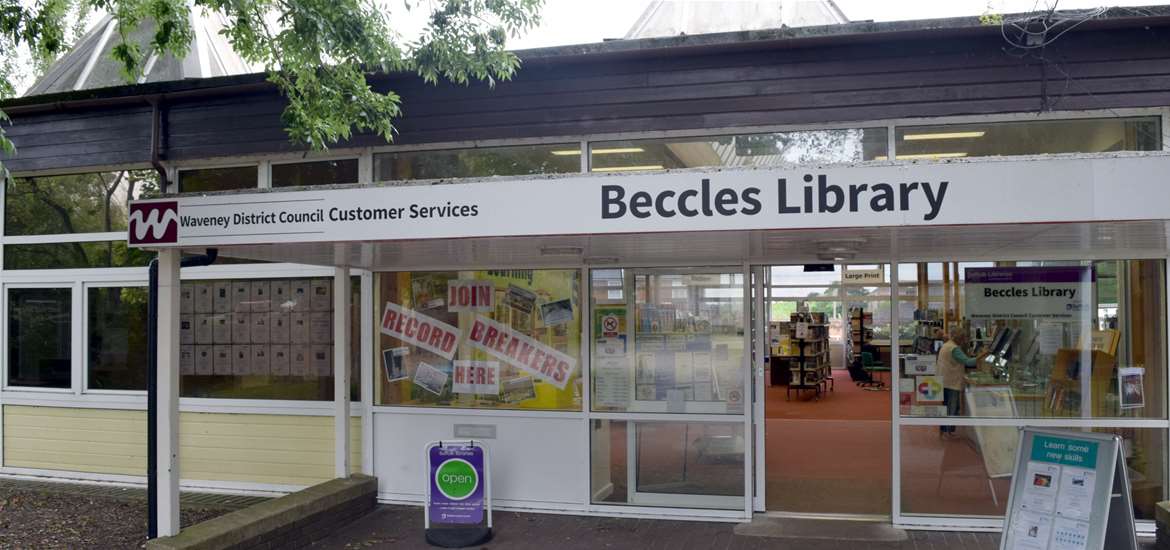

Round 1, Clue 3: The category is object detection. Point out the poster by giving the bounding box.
[179,346,195,375]
[1008,509,1054,550]
[290,280,310,310]
[311,345,332,376]
[504,284,536,314]
[1055,467,1096,521]
[251,345,270,375]
[232,312,251,343]
[250,311,270,341]
[291,345,310,376]
[965,266,1093,322]
[1051,517,1090,550]
[194,314,213,344]
[291,312,310,344]
[212,314,231,344]
[232,281,251,312]
[1020,461,1061,514]
[250,281,270,312]
[452,360,500,395]
[271,280,291,309]
[196,282,214,313]
[213,345,232,375]
[1038,321,1064,355]
[382,347,410,382]
[500,376,536,403]
[212,281,230,313]
[539,299,574,327]
[594,357,631,407]
[310,278,332,311]
[413,361,449,395]
[232,344,251,375]
[595,337,626,357]
[180,315,194,345]
[380,302,460,360]
[194,345,213,375]
[180,284,194,314]
[310,312,333,344]
[903,355,935,376]
[595,306,627,338]
[1119,367,1145,410]
[466,315,577,389]
[270,345,291,375]
[915,375,943,404]
[269,312,289,344]
[447,279,494,312]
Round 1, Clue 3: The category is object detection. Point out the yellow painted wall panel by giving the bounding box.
[3,406,364,486]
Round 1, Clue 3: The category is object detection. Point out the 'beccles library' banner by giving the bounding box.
[128,154,1170,247]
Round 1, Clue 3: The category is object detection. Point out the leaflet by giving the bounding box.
[213,345,233,375]
[269,312,290,344]
[310,278,332,311]
[270,345,291,376]
[251,312,270,344]
[180,315,194,345]
[233,312,251,343]
[250,281,270,313]
[1051,517,1090,550]
[311,345,332,376]
[1019,461,1061,514]
[310,312,333,344]
[194,345,214,375]
[179,346,195,375]
[1008,509,1053,550]
[291,345,310,376]
[251,345,270,376]
[232,344,251,375]
[213,282,230,313]
[196,282,214,313]
[212,314,231,344]
[1055,467,1096,521]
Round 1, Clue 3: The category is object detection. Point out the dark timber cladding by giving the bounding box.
[4,13,1170,173]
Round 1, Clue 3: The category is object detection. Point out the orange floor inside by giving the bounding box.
[765,369,1009,516]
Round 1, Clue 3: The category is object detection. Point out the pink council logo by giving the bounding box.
[128,201,179,245]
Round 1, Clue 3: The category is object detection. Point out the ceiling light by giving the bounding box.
[591,165,665,172]
[818,252,854,262]
[894,152,969,160]
[902,131,986,141]
[539,246,584,256]
[550,147,645,156]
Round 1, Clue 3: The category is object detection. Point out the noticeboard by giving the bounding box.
[1000,428,1136,550]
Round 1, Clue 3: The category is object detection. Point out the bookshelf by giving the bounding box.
[771,311,832,400]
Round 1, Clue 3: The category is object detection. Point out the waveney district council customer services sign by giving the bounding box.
[128,155,1170,248]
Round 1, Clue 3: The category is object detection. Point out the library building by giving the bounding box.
[2,2,1170,538]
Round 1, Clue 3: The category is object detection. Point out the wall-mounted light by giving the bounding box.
[902,131,986,141]
[550,147,645,156]
[539,246,584,256]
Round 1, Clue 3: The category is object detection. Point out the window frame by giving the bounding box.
[82,280,148,395]
[269,156,362,189]
[2,282,78,394]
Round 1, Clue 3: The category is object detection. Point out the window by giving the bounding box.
[373,144,581,182]
[4,170,159,236]
[4,241,152,270]
[894,116,1161,160]
[177,166,258,193]
[7,288,71,388]
[590,128,888,173]
[179,276,360,400]
[271,159,360,188]
[591,269,746,414]
[88,286,148,390]
[898,259,1166,420]
[375,269,582,411]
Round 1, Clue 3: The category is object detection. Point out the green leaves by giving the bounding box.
[1,0,544,168]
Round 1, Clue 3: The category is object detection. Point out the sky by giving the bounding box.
[506,0,1170,49]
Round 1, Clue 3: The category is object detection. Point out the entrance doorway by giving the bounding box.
[759,264,892,516]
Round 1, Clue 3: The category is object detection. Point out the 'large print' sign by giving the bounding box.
[467,315,576,389]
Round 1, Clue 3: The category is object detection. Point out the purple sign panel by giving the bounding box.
[965,266,1095,284]
[428,443,486,525]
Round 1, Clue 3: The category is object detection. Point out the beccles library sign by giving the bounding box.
[128,155,1170,248]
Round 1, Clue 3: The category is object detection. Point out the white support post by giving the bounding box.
[334,266,352,479]
[157,248,182,537]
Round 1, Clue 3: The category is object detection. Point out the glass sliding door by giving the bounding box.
[589,267,750,512]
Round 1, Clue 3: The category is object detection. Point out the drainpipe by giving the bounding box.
[148,97,168,190]
[147,248,217,539]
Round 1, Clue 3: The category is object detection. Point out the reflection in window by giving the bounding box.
[179,277,360,400]
[898,259,1165,420]
[8,288,71,388]
[177,166,258,193]
[271,159,359,188]
[88,287,148,390]
[590,129,888,172]
[894,117,1161,160]
[4,241,153,269]
[375,270,582,411]
[5,170,159,236]
[591,420,745,510]
[374,144,580,182]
